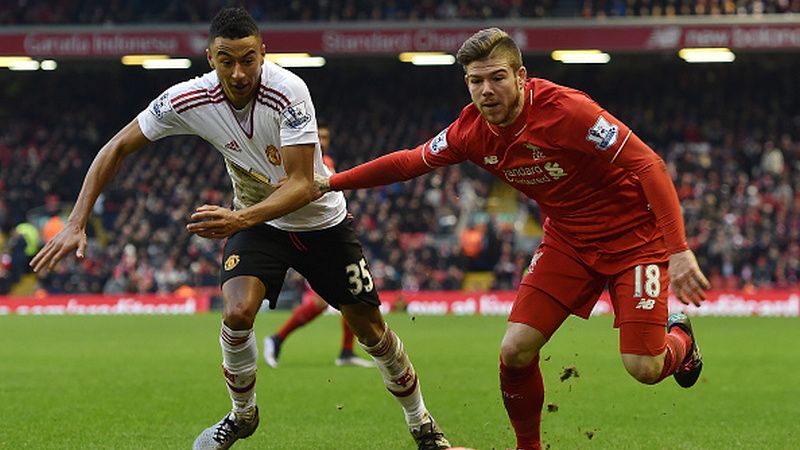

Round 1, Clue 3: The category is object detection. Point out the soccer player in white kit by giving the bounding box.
[30,7,450,450]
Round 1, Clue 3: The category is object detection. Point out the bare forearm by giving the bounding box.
[65,119,147,228]
[236,178,318,227]
[68,144,127,228]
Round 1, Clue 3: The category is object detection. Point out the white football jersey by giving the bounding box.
[137,60,347,231]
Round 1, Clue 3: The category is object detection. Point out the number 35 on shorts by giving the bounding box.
[346,258,374,295]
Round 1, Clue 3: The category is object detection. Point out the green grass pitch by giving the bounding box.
[1,312,798,449]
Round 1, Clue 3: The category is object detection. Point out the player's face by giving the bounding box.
[464,56,526,127]
[318,127,331,153]
[207,35,266,109]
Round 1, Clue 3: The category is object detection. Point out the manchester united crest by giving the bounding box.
[224,254,240,271]
[266,144,281,165]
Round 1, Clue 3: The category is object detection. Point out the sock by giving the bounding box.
[275,300,326,341]
[657,326,691,381]
[361,328,428,427]
[220,322,258,414]
[341,317,355,354]
[500,356,544,450]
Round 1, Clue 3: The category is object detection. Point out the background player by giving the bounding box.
[316,28,711,450]
[264,121,374,369]
[30,7,449,450]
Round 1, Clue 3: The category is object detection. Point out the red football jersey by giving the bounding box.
[331,78,687,274]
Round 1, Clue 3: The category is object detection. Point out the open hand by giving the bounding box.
[30,223,87,274]
[668,249,711,307]
[186,204,246,239]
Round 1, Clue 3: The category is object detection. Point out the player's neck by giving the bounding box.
[227,93,255,110]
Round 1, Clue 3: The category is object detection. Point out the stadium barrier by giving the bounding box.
[375,289,799,317]
[0,290,796,316]
[0,293,210,315]
[3,18,800,56]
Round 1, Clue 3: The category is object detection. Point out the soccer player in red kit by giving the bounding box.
[316,28,710,450]
[264,122,374,369]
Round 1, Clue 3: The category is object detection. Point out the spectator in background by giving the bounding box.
[42,215,64,244]
[1,34,798,296]
[459,222,484,269]
[0,0,555,24]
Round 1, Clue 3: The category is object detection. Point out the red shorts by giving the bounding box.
[508,242,669,356]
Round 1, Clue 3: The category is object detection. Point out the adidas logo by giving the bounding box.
[225,140,241,152]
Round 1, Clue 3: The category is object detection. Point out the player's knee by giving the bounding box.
[500,335,538,367]
[500,323,547,367]
[623,357,661,384]
[223,301,257,330]
[221,276,264,330]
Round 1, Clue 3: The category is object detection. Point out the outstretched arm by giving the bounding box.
[326,147,434,191]
[30,119,150,273]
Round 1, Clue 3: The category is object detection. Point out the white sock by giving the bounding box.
[361,328,428,427]
[219,322,258,415]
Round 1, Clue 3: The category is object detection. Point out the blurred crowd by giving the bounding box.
[4,0,796,24]
[584,0,800,16]
[2,0,553,24]
[1,56,798,297]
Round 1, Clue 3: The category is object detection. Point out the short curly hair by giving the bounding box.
[208,7,260,44]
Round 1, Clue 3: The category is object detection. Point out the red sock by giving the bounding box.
[500,356,544,450]
[276,300,326,341]
[657,327,690,381]
[341,317,355,352]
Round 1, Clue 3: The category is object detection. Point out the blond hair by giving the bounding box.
[455,28,522,72]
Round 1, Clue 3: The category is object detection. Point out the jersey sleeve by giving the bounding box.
[277,76,318,147]
[329,118,467,191]
[329,147,432,190]
[611,132,688,253]
[136,88,192,141]
[419,119,469,169]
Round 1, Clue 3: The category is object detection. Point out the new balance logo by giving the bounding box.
[225,140,242,152]
[484,155,499,165]
[635,298,656,310]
